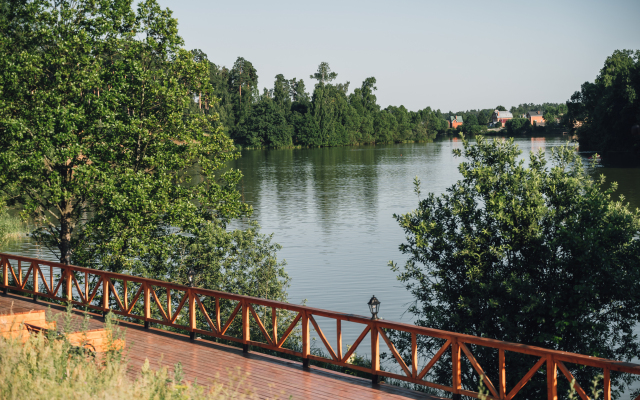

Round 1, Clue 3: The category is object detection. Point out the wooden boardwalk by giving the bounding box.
[0,293,439,400]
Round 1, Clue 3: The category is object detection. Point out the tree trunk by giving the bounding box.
[59,199,74,265]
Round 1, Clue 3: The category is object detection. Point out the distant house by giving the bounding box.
[448,115,464,129]
[491,110,513,126]
[526,111,544,126]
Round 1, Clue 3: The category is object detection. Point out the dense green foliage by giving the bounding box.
[0,0,248,267]
[391,136,640,398]
[505,117,531,134]
[194,58,450,148]
[0,1,291,322]
[509,103,567,118]
[567,49,640,159]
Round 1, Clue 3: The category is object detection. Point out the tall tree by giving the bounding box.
[272,74,291,112]
[465,113,479,126]
[310,61,338,85]
[0,0,248,267]
[477,110,490,125]
[391,136,640,398]
[567,50,640,161]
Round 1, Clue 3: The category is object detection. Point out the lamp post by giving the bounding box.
[368,295,381,320]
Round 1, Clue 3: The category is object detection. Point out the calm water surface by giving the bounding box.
[3,135,640,378]
[230,135,640,320]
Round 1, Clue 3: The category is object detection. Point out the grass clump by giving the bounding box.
[0,210,25,245]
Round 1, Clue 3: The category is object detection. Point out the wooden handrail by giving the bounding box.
[1,252,638,400]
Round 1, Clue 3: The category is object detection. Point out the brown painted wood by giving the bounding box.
[309,314,338,361]
[170,292,188,324]
[547,355,557,400]
[557,361,589,400]
[272,306,277,345]
[499,348,506,399]
[604,368,611,400]
[378,327,410,378]
[0,294,438,400]
[417,339,451,380]
[411,332,417,379]
[109,279,126,313]
[151,287,169,322]
[220,302,241,336]
[276,312,301,348]
[506,357,545,400]
[249,303,273,345]
[460,342,499,398]
[342,326,370,364]
[452,340,461,396]
[195,296,218,334]
[215,297,220,333]
[337,319,343,360]
[3,252,640,398]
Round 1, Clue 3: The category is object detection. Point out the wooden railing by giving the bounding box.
[1,252,639,400]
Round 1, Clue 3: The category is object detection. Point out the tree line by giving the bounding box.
[193,56,448,148]
[192,52,570,148]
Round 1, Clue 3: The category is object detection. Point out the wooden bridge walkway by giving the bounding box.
[3,253,640,400]
[0,293,438,400]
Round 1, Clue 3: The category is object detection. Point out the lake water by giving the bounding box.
[229,135,640,319]
[2,134,640,389]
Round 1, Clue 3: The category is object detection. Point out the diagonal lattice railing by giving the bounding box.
[1,252,639,400]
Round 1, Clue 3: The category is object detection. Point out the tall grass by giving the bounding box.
[0,309,288,399]
[0,211,26,244]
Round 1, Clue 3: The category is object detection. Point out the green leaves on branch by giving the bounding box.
[568,49,640,159]
[0,0,249,266]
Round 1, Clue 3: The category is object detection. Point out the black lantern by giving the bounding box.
[368,295,380,320]
[187,268,196,287]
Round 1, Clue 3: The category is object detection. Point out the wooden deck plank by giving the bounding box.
[0,293,441,400]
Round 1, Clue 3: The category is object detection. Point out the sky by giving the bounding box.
[157,0,640,112]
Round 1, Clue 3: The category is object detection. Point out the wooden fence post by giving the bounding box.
[547,354,557,400]
[371,322,380,384]
[65,268,72,302]
[452,339,462,400]
[2,256,8,294]
[499,348,506,399]
[33,264,39,302]
[411,332,418,379]
[143,282,150,329]
[272,306,278,345]
[302,311,310,368]
[603,368,611,400]
[102,274,109,313]
[189,289,196,340]
[337,319,343,360]
[242,299,250,352]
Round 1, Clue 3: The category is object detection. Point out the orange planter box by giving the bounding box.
[67,329,125,352]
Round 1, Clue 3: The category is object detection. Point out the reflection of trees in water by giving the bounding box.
[597,167,640,211]
[306,146,380,235]
[229,142,454,238]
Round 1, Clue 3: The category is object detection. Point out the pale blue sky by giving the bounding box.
[158,0,640,112]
